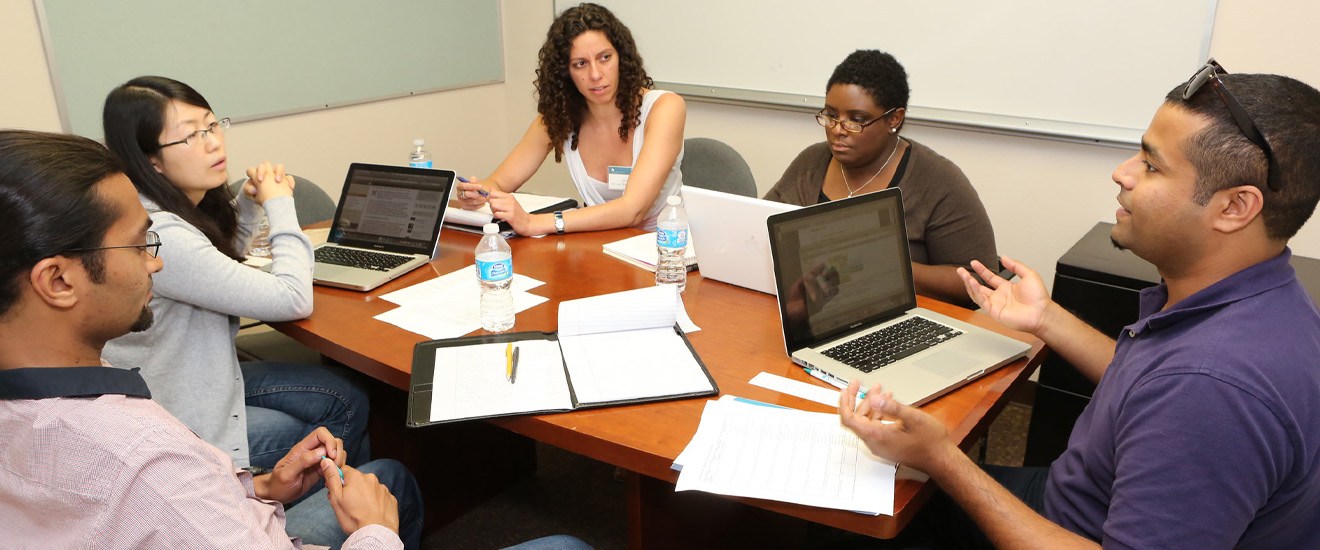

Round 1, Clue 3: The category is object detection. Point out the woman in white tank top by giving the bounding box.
[454,2,685,235]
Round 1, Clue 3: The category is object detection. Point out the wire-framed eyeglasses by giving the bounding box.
[159,118,230,149]
[66,231,161,258]
[815,107,897,133]
[1183,59,1282,192]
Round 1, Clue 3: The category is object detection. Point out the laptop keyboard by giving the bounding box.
[315,247,414,272]
[821,317,964,373]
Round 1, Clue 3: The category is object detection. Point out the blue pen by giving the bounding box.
[321,456,345,485]
[456,176,489,198]
[805,366,867,398]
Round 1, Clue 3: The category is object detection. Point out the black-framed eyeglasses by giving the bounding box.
[816,107,897,133]
[1183,59,1282,191]
[159,118,230,149]
[66,231,161,258]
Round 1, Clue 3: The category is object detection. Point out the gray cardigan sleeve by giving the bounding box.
[150,195,314,321]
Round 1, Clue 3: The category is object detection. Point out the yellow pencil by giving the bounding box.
[505,342,514,383]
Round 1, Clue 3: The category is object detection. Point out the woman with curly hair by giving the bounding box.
[764,50,997,307]
[455,2,685,235]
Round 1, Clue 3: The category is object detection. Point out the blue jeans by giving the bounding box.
[243,361,371,469]
[284,459,424,550]
[502,535,594,550]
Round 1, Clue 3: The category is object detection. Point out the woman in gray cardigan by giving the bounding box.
[101,76,369,471]
[764,51,997,307]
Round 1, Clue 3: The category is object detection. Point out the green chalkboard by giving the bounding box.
[37,0,503,139]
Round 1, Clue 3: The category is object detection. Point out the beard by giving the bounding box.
[128,306,154,333]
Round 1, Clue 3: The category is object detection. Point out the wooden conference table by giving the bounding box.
[272,226,1045,546]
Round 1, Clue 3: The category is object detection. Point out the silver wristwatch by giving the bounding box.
[554,211,565,234]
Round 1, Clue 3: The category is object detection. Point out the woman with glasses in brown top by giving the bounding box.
[764,50,998,307]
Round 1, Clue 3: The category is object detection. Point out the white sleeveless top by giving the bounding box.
[564,89,684,231]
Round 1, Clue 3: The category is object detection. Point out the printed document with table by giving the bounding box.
[768,188,1030,406]
[314,163,455,291]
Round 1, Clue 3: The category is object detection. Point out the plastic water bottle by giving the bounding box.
[408,139,432,168]
[476,223,515,332]
[248,216,272,258]
[655,195,688,291]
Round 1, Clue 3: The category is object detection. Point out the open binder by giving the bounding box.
[406,286,718,426]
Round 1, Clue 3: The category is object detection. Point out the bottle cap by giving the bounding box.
[483,223,499,234]
[413,138,425,146]
[666,195,681,206]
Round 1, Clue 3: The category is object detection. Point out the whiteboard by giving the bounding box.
[37,0,504,140]
[559,0,1217,145]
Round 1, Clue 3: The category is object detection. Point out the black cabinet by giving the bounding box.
[1023,222,1320,466]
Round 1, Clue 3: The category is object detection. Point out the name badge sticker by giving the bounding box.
[607,166,631,191]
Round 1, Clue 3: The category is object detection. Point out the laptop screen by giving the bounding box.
[769,188,917,354]
[330,164,454,255]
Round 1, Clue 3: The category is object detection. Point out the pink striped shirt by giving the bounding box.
[0,388,399,549]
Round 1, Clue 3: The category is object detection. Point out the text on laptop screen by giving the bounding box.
[775,193,916,350]
[332,167,450,253]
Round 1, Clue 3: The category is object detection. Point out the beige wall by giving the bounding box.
[3,0,1318,286]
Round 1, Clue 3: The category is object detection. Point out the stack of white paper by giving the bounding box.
[674,397,897,516]
[445,193,574,227]
[373,266,550,338]
[602,232,697,272]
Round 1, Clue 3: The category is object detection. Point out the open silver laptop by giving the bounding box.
[682,186,800,295]
[314,163,455,291]
[768,188,1030,406]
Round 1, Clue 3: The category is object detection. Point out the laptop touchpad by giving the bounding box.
[915,350,976,377]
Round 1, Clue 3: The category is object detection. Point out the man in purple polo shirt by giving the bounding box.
[839,66,1320,549]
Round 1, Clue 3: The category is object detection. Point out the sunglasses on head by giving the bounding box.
[1182,58,1282,192]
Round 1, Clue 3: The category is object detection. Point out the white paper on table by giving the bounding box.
[379,267,545,306]
[750,371,846,408]
[374,291,549,339]
[674,399,897,516]
[558,326,713,405]
[429,339,572,422]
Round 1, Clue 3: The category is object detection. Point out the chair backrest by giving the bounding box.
[229,175,337,226]
[679,137,757,198]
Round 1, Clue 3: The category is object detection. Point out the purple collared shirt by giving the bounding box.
[1044,249,1320,549]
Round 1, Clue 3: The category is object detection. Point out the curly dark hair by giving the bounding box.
[535,3,653,163]
[827,50,910,130]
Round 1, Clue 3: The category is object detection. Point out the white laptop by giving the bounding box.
[768,188,1030,406]
[682,186,800,295]
[314,163,455,292]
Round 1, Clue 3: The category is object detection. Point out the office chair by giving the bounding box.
[679,137,757,198]
[228,174,337,226]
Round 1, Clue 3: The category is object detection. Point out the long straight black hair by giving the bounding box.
[102,76,243,260]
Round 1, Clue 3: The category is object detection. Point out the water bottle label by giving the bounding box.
[409,160,433,169]
[657,227,687,249]
[477,258,513,281]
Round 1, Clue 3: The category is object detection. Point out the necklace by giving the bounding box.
[840,137,902,198]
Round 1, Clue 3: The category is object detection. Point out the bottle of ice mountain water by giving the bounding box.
[476,223,515,332]
[408,139,432,168]
[655,195,688,291]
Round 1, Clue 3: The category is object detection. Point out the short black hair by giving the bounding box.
[0,130,123,316]
[827,50,910,124]
[1166,73,1320,240]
